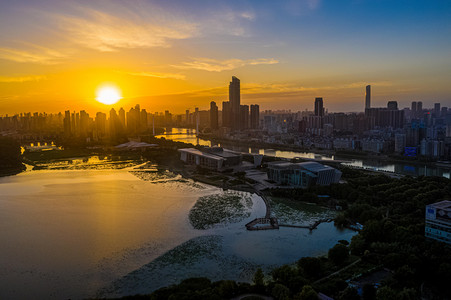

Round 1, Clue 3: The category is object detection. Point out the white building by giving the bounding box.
[425,200,451,245]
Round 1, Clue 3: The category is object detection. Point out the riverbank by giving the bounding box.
[198,133,446,170]
[0,165,26,178]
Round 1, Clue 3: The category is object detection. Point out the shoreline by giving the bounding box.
[199,133,446,169]
[0,165,26,178]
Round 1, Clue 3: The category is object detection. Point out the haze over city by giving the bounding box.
[1,0,451,115]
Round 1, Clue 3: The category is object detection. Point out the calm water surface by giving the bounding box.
[0,168,354,299]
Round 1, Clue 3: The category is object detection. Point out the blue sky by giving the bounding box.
[0,0,450,113]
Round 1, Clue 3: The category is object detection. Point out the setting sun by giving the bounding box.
[95,85,122,105]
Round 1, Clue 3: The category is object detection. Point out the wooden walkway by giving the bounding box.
[279,218,333,231]
[245,217,279,231]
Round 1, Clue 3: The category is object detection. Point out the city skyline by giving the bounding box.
[1,0,451,115]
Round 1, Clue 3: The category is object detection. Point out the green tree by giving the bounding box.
[253,268,265,287]
[0,137,22,169]
[217,280,238,298]
[376,286,397,300]
[297,257,322,279]
[297,285,318,300]
[338,287,360,300]
[362,283,376,300]
[328,244,349,266]
[398,288,417,300]
[272,284,290,300]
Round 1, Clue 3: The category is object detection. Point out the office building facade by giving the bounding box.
[425,200,451,245]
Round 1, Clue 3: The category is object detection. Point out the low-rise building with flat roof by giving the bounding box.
[425,200,451,245]
[178,147,241,171]
[267,161,341,188]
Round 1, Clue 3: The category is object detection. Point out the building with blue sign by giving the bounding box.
[425,200,451,245]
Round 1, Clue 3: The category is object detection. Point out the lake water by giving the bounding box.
[0,167,355,299]
[157,128,451,178]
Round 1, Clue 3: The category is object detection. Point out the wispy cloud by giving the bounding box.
[58,6,198,52]
[0,45,66,64]
[0,75,47,83]
[241,81,392,94]
[173,57,279,72]
[123,71,185,80]
[285,0,321,16]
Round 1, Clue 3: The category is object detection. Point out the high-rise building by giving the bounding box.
[314,97,324,117]
[240,105,249,129]
[229,76,241,130]
[250,104,260,129]
[411,101,417,118]
[387,101,398,110]
[222,101,231,127]
[141,109,148,130]
[95,112,107,138]
[118,108,126,128]
[210,101,219,130]
[365,85,371,109]
[434,103,441,116]
[417,101,423,118]
[63,110,71,136]
[109,108,118,138]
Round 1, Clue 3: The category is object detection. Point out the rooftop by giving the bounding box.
[178,148,225,161]
[428,200,451,212]
[296,161,334,172]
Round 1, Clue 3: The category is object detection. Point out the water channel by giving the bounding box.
[157,127,451,178]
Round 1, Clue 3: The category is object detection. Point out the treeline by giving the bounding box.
[267,167,451,298]
[0,136,24,175]
[94,242,351,300]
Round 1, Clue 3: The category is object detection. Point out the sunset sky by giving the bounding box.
[1,0,450,115]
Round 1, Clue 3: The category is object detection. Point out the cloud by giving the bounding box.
[240,12,256,21]
[285,0,321,16]
[123,71,185,80]
[0,45,66,64]
[0,75,47,83]
[58,7,198,52]
[173,57,279,72]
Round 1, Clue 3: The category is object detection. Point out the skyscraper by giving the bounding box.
[210,101,218,130]
[118,107,126,128]
[434,103,441,116]
[387,101,398,110]
[250,104,260,129]
[63,110,71,136]
[365,85,371,110]
[417,101,423,118]
[240,105,249,129]
[222,101,230,127]
[314,97,324,117]
[411,101,417,118]
[229,76,241,130]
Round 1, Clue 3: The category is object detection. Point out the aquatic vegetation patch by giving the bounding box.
[270,197,335,226]
[97,235,271,298]
[130,170,178,182]
[35,160,138,170]
[189,192,253,229]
